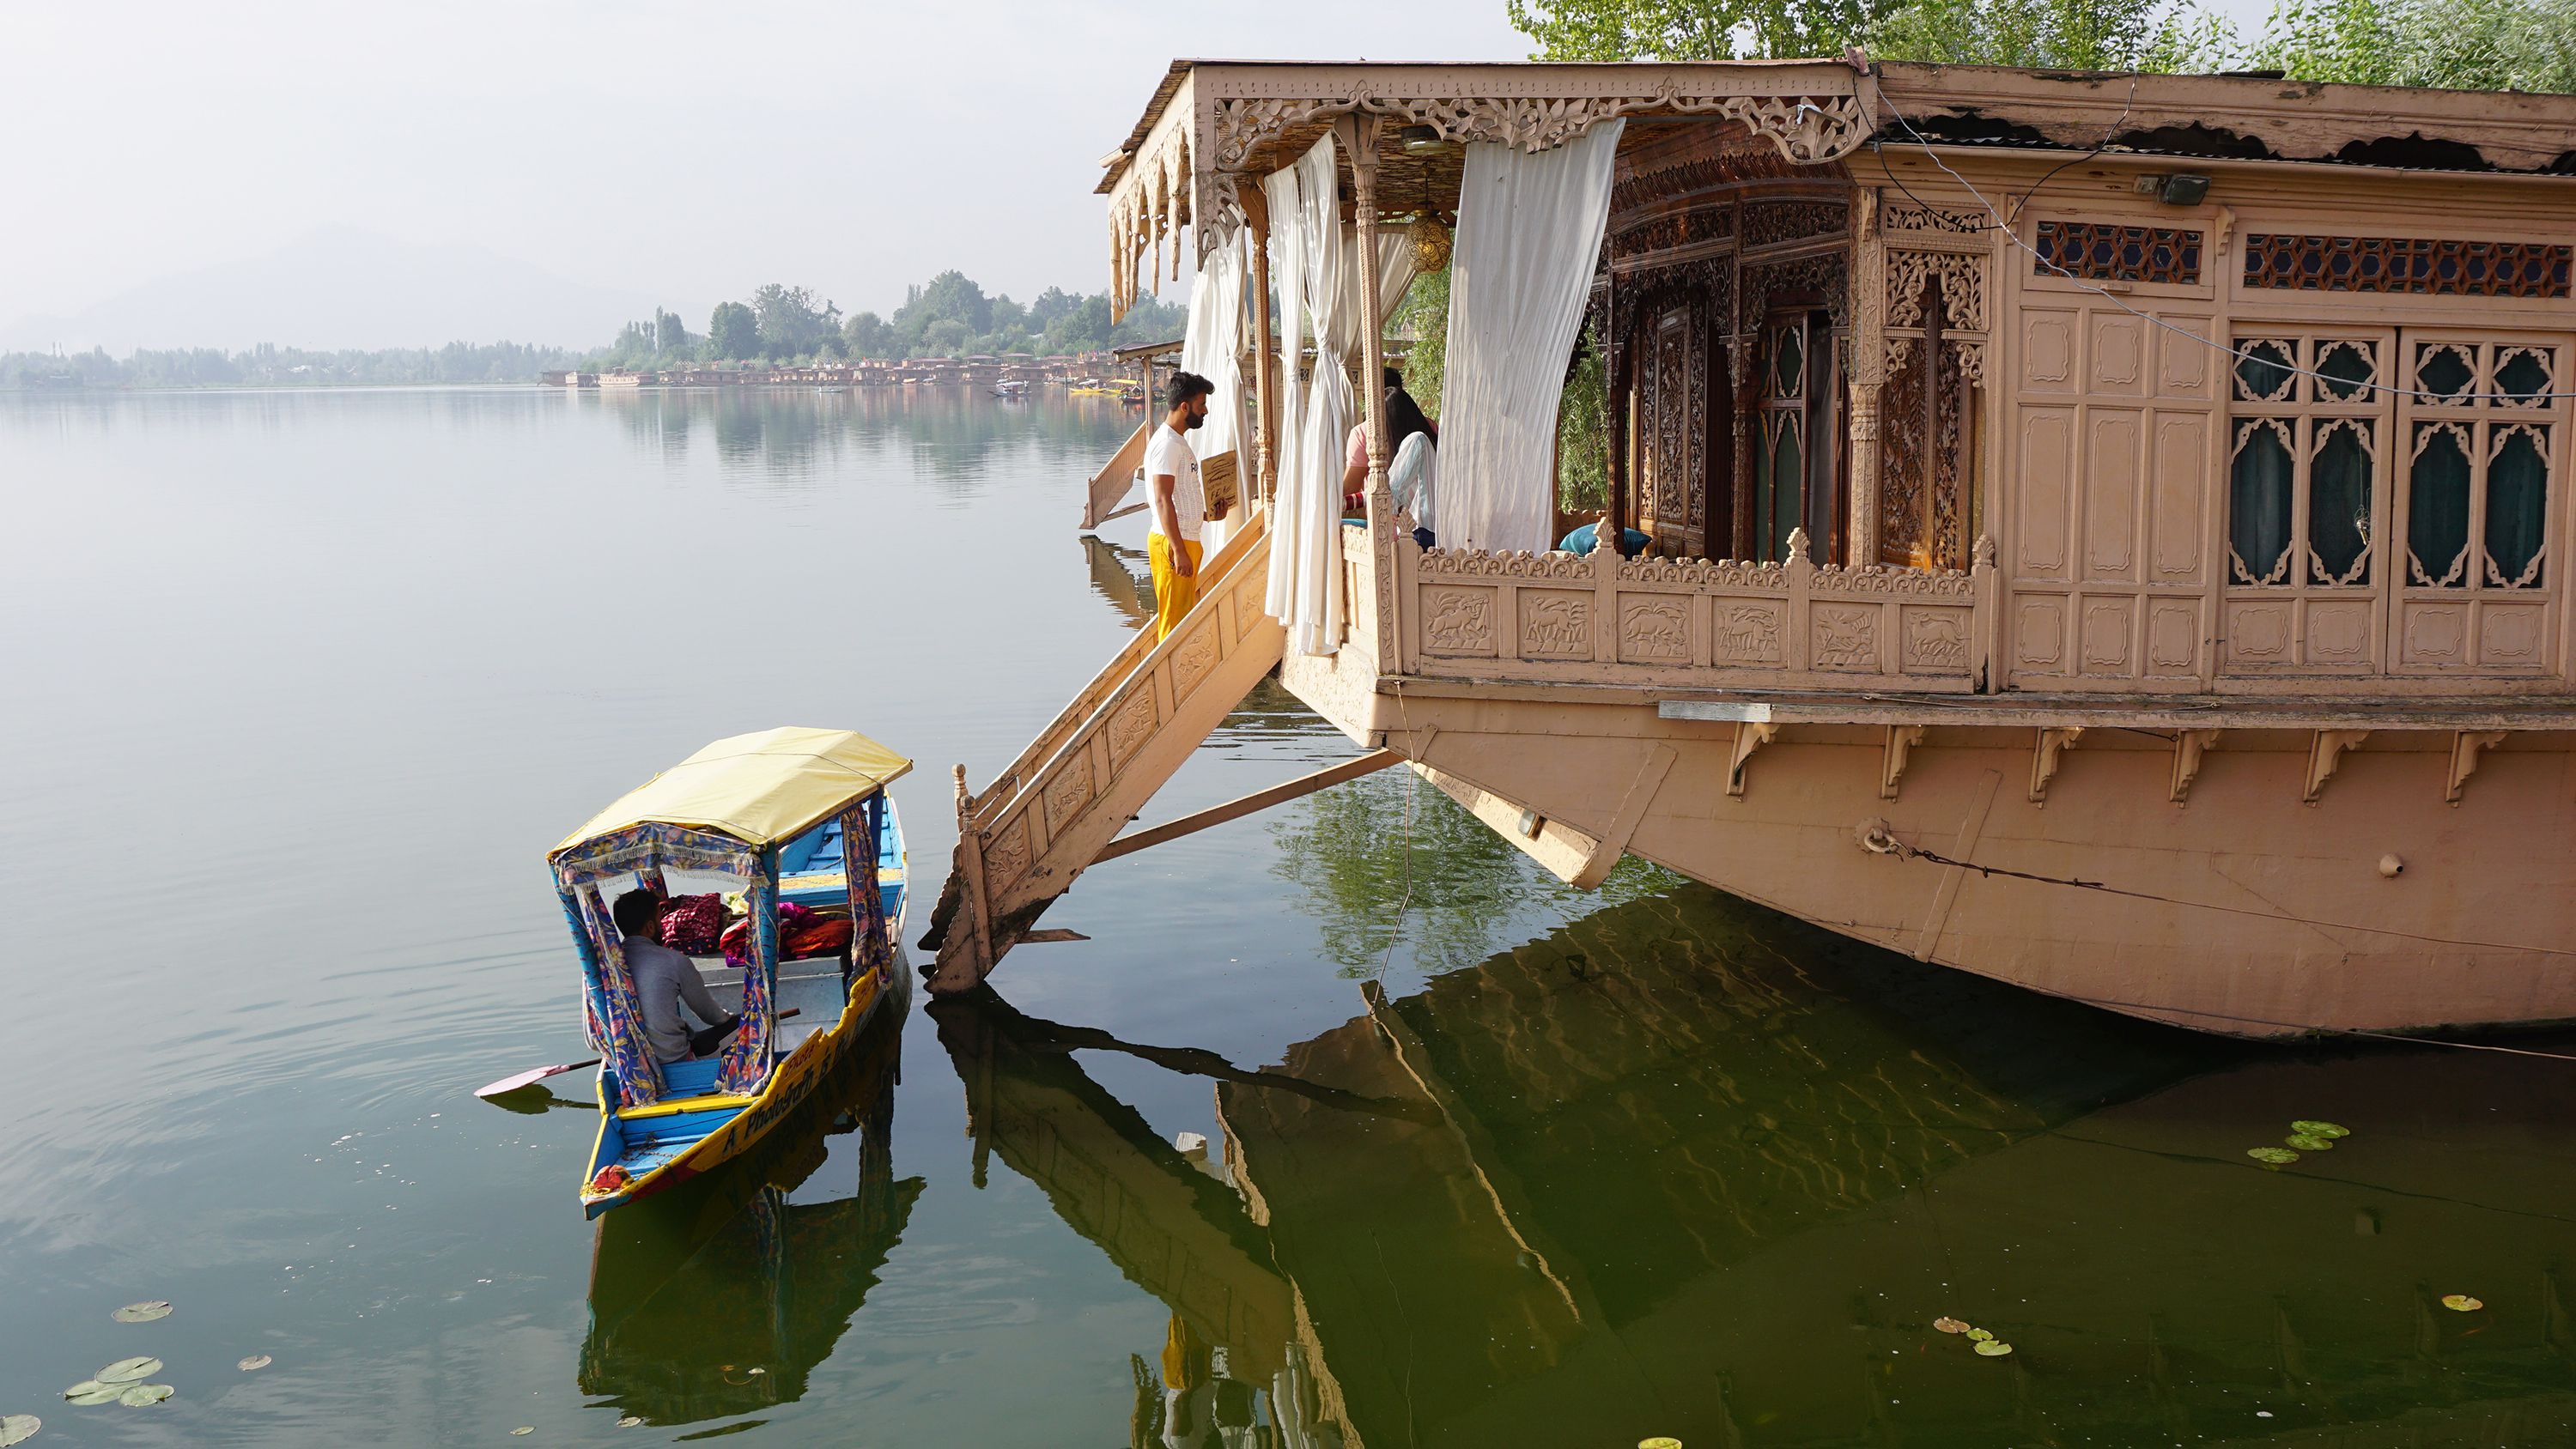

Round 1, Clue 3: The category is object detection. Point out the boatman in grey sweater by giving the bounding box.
[612,889,743,1064]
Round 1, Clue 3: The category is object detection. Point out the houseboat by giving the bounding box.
[925,58,2576,1040]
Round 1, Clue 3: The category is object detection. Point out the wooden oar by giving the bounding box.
[473,1009,801,1099]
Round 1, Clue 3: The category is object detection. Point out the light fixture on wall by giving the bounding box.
[1405,172,1452,272]
[1398,124,1451,155]
[2136,172,2212,206]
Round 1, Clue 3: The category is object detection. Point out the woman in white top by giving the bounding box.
[1340,378,1439,549]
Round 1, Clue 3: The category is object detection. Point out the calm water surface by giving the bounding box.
[3,386,2572,1447]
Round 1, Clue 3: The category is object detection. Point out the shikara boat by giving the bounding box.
[548,726,910,1217]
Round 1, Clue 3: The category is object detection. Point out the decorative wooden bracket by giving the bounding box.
[2303,729,2371,803]
[1880,725,1925,800]
[1728,720,1779,797]
[2446,730,2507,804]
[2170,729,2222,803]
[2028,726,2083,803]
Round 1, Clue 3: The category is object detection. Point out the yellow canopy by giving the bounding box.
[553,726,913,856]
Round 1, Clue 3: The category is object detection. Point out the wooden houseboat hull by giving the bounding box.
[1311,674,2576,1039]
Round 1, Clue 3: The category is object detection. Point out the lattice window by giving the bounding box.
[2244,235,2573,299]
[2227,336,2389,587]
[1752,319,1808,563]
[2033,221,2202,285]
[2400,340,2559,589]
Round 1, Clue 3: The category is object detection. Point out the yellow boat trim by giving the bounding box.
[617,1092,758,1120]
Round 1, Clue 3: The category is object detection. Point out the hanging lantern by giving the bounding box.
[1410,213,1453,274]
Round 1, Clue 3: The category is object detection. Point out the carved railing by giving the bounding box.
[1392,526,1998,693]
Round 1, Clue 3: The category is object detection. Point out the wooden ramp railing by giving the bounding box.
[1081,418,1151,529]
[922,510,1285,991]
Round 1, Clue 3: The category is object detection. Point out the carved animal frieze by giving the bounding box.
[1421,586,1498,654]
[1811,604,1879,668]
[1713,603,1784,663]
[1901,608,1971,670]
[1518,591,1595,658]
[1619,597,1692,661]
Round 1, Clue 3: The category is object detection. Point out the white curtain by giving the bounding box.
[1265,133,1352,657]
[1440,119,1625,555]
[1179,229,1248,462]
[1261,161,1310,634]
[1179,229,1249,552]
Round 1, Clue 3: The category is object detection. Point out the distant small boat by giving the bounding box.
[549,727,911,1218]
[817,386,847,394]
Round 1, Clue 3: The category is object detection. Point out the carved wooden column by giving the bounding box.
[1241,185,1279,512]
[1346,115,1401,668]
[1848,188,1886,568]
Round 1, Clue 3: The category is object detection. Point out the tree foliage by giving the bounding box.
[1507,0,2576,87]
[707,300,760,361]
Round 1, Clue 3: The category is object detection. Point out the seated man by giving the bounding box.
[612,889,743,1064]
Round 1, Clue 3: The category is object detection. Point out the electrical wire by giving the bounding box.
[1874,82,2576,404]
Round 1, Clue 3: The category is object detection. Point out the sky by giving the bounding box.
[2,1,1526,337]
[4,0,2276,347]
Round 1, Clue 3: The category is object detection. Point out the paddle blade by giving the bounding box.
[475,1058,598,1100]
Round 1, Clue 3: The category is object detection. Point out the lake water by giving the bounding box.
[4,386,2573,1448]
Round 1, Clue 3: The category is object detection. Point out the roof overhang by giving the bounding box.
[1099,57,2576,314]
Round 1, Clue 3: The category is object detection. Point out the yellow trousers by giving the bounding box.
[1148,534,1201,640]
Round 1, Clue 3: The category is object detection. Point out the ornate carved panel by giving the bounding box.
[1811,603,1878,669]
[1743,252,1849,330]
[1517,590,1594,658]
[1712,602,1783,663]
[1042,755,1093,837]
[1883,201,1984,235]
[1901,606,1970,670]
[2245,234,2572,298]
[1420,585,1498,655]
[1171,622,1220,700]
[1741,198,1849,250]
[1106,690,1158,771]
[1211,89,1873,173]
[1886,250,1987,331]
[1619,597,1692,662]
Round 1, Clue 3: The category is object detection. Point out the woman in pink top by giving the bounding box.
[1343,372,1437,511]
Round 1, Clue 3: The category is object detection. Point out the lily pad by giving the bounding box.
[95,1359,161,1385]
[1638,1440,1683,1449]
[238,1355,272,1372]
[618,1416,645,1429]
[1933,1317,1971,1334]
[64,1388,121,1408]
[58,1385,100,1402]
[0,1415,38,1446]
[111,1301,172,1324]
[117,1385,172,1408]
[2284,1134,2335,1152]
[512,1428,535,1436]
[2247,1147,2300,1164]
[1966,1328,1995,1343]
[2291,1120,2349,1139]
[1974,1340,2015,1357]
[2443,1294,2484,1312]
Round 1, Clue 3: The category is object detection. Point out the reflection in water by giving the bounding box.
[940,886,2576,1448]
[581,988,920,1429]
[1083,533,1155,629]
[599,385,1139,493]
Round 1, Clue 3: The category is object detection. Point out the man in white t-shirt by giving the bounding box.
[1144,372,1213,639]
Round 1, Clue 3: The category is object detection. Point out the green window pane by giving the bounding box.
[1770,421,1804,561]
[2409,426,2471,585]
[2417,346,2473,400]
[2229,423,2294,584]
[2234,340,2294,402]
[2487,427,2549,585]
[1773,330,1803,399]
[2315,341,2375,403]
[2494,349,2551,403]
[2309,423,2372,583]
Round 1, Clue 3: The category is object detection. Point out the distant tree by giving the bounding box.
[2222,0,2576,90]
[894,270,993,337]
[843,310,893,358]
[708,301,760,361]
[919,318,973,356]
[654,307,694,353]
[1029,287,1081,328]
[1044,294,1114,355]
[749,283,841,361]
[1509,0,2212,70]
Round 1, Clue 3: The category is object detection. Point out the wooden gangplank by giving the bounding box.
[921,510,1288,992]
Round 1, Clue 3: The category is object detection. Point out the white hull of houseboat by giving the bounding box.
[1279,652,2576,1040]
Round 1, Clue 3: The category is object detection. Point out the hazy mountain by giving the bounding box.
[2,227,665,353]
